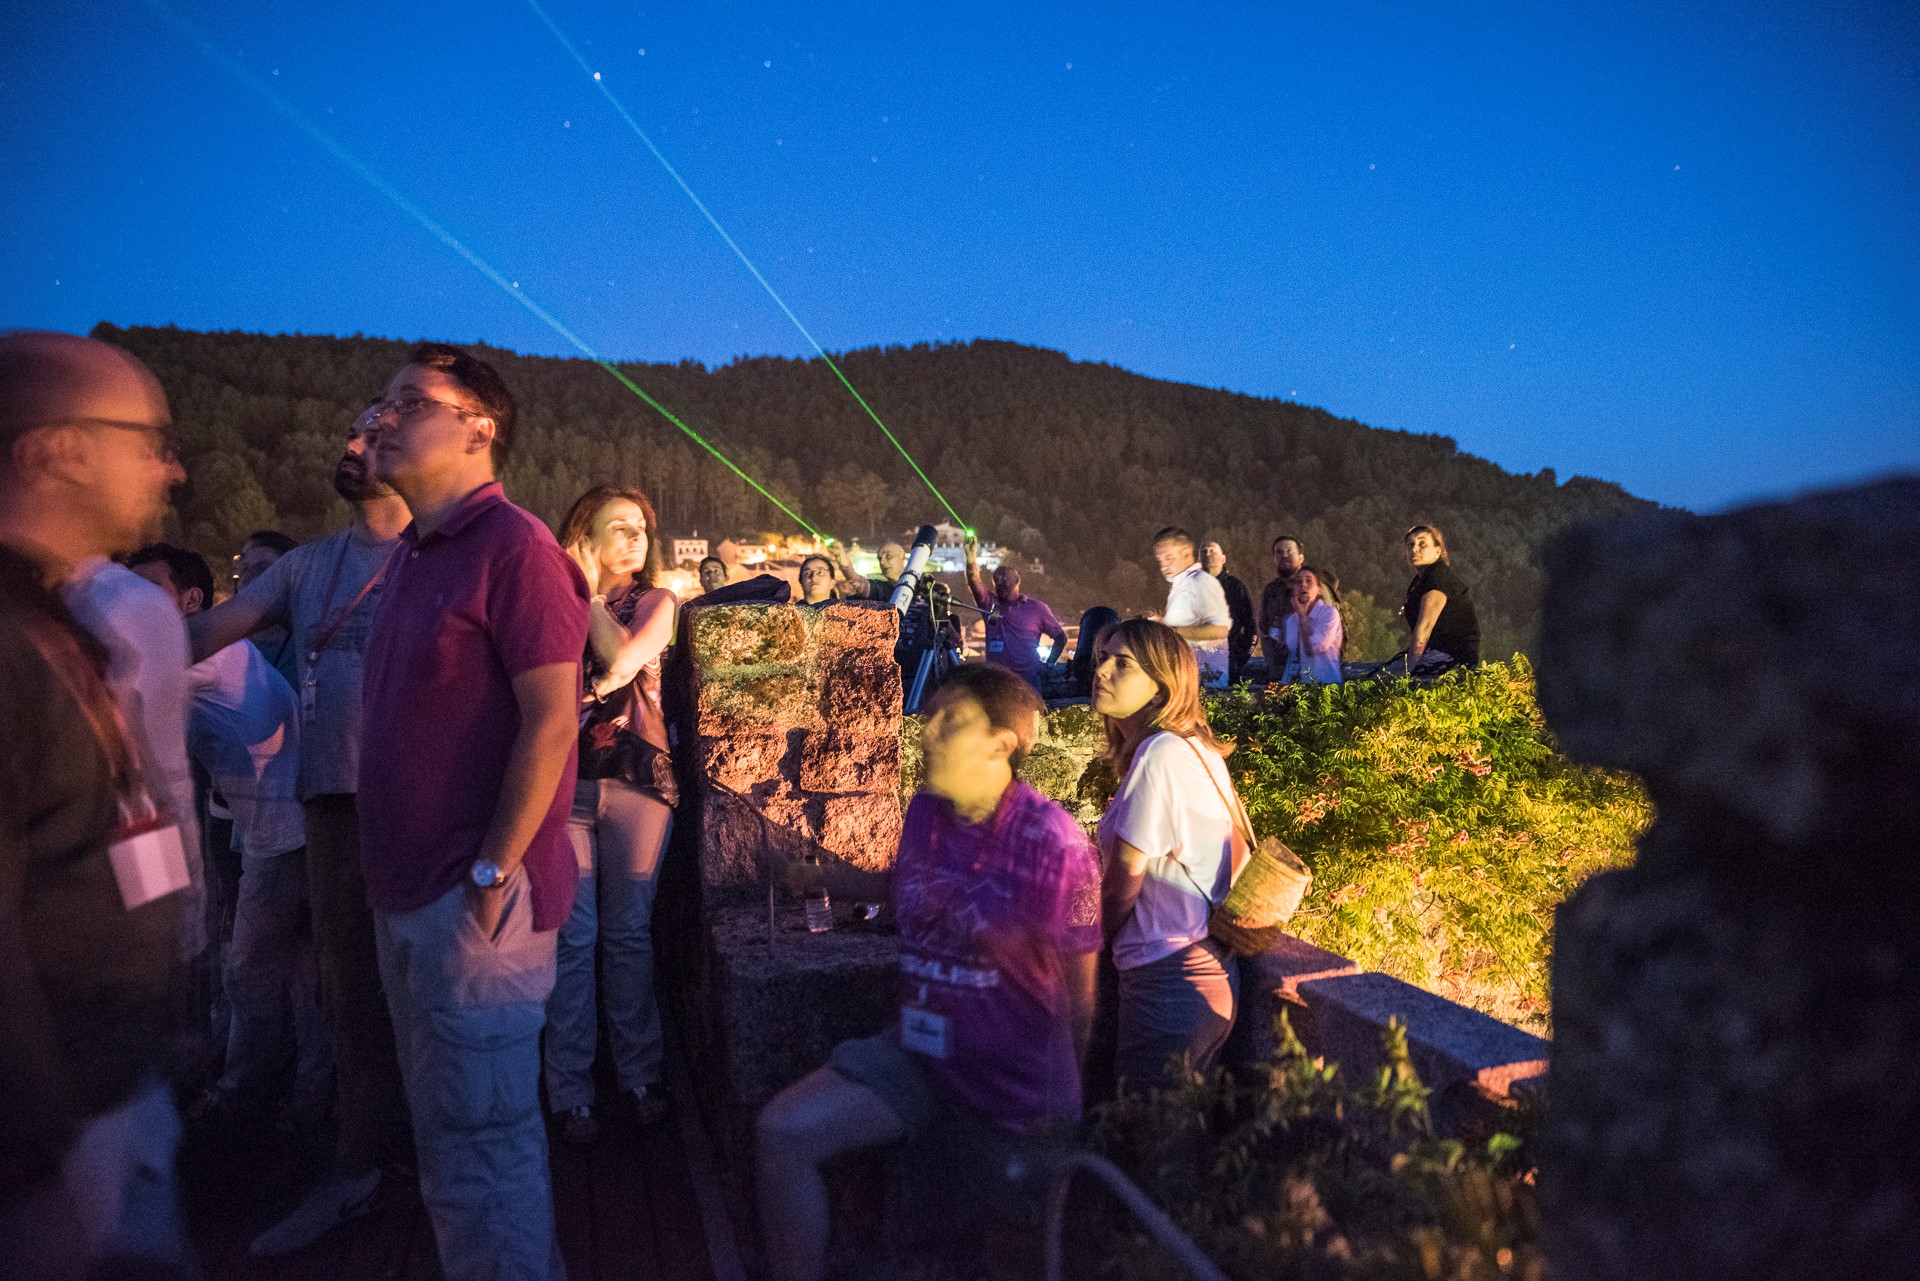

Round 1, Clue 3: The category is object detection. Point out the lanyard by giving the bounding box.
[21,610,161,830]
[307,536,386,664]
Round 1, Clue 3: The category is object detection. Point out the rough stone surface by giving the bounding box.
[688,603,811,672]
[1294,971,1548,1096]
[818,650,903,739]
[1223,936,1361,1072]
[687,602,903,888]
[798,728,901,794]
[699,731,792,794]
[672,893,900,1265]
[816,792,905,872]
[1536,476,1920,1280]
[1248,935,1363,1005]
[1542,865,1920,1281]
[1537,476,1920,871]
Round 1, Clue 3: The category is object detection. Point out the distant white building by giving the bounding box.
[925,522,1001,573]
[672,532,709,566]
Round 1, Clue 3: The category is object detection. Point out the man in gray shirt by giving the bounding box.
[189,404,412,1255]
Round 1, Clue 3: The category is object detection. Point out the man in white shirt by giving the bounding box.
[130,543,320,1124]
[1152,527,1232,688]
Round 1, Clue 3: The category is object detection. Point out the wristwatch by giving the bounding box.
[470,858,508,890]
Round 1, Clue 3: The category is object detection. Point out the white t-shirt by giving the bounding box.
[1162,564,1232,688]
[64,558,205,958]
[1283,601,1345,685]
[187,642,306,859]
[1099,732,1237,970]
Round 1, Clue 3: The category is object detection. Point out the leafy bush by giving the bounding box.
[1078,1013,1543,1281]
[1205,658,1646,1031]
[903,659,1644,1030]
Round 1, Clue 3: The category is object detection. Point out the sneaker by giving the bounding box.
[556,1104,600,1146]
[249,1169,382,1257]
[630,1085,668,1128]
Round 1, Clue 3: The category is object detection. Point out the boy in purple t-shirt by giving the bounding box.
[756,666,1100,1281]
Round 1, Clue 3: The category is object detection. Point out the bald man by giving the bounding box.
[0,330,194,1275]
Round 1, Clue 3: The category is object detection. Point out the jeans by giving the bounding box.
[305,795,408,1176]
[216,848,329,1114]
[375,873,562,1281]
[1115,940,1240,1089]
[544,777,672,1112]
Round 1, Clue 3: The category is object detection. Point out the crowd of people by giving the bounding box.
[1,329,1486,1281]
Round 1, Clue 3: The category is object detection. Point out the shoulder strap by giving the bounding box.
[1182,735,1253,848]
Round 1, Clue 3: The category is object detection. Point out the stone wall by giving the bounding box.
[1535,476,1920,1280]
[686,601,905,886]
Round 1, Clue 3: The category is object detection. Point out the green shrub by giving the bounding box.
[1204,658,1646,1031]
[1082,1013,1544,1281]
[900,658,1644,1030]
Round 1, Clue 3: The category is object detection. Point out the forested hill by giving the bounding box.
[97,323,1654,658]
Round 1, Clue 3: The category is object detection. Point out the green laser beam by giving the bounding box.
[523,0,971,533]
[140,0,824,540]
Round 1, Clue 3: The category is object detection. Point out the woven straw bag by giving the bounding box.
[1185,737,1312,956]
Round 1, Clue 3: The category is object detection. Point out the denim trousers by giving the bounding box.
[1114,939,1240,1090]
[543,777,673,1113]
[304,794,409,1176]
[375,873,562,1281]
[216,847,329,1115]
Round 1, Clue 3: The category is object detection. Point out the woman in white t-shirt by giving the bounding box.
[1092,617,1247,1089]
[1281,567,1344,685]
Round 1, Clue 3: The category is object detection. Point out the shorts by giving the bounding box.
[827,1034,1065,1225]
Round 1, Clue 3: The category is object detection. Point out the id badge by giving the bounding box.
[108,824,190,910]
[986,640,1005,654]
[900,1007,950,1060]
[301,663,318,724]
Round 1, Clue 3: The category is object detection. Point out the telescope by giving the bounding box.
[888,525,939,615]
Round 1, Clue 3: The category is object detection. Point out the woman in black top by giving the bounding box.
[1402,524,1481,670]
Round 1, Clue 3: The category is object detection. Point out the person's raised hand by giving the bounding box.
[567,538,602,596]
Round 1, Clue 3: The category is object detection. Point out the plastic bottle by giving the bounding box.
[802,852,832,933]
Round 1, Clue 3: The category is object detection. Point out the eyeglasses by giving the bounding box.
[59,416,182,464]
[370,396,484,423]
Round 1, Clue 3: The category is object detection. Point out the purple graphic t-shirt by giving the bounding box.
[892,781,1102,1134]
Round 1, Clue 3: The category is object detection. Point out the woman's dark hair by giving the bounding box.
[556,485,664,590]
[1404,523,1450,565]
[1071,605,1121,696]
[929,664,1046,774]
[244,529,298,556]
[409,342,517,468]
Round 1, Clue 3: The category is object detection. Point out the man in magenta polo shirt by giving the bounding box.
[964,537,1067,694]
[359,344,586,1281]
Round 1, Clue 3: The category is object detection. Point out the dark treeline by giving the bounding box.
[100,323,1654,659]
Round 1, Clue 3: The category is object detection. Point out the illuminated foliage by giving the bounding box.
[1082,1014,1544,1281]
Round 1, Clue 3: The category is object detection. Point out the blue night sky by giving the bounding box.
[3,1,1915,511]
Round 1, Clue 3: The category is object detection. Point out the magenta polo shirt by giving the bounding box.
[358,482,589,932]
[969,585,1065,682]
[892,782,1102,1133]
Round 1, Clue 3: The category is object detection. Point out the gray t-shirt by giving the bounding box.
[236,525,397,800]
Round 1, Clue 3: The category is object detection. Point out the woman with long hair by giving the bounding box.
[1069,605,1122,697]
[1282,566,1345,684]
[545,485,678,1141]
[1402,524,1481,671]
[1090,618,1246,1088]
